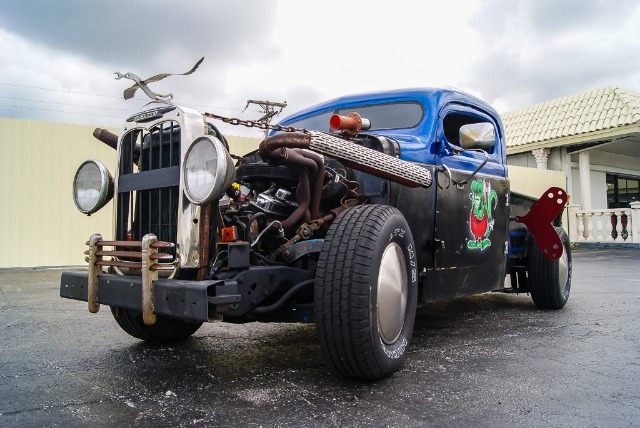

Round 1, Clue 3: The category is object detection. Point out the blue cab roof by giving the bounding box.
[278,87,503,166]
[279,87,500,126]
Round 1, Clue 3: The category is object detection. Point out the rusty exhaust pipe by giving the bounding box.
[93,127,140,163]
[93,128,119,150]
[258,132,311,164]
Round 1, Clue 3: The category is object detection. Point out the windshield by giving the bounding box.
[286,101,424,133]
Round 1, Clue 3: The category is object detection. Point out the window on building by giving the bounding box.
[607,174,640,208]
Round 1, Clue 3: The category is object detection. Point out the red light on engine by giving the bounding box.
[221,226,238,242]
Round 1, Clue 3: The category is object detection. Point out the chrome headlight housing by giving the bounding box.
[72,160,114,215]
[183,135,235,205]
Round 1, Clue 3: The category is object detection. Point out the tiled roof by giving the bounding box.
[502,86,640,150]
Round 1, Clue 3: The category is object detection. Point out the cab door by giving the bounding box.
[428,103,509,300]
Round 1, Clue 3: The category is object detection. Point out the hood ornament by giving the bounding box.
[115,57,204,101]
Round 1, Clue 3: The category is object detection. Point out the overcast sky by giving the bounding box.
[1,0,638,138]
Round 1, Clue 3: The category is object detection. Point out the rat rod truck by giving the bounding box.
[61,86,571,380]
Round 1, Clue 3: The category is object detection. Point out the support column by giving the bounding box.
[630,201,640,243]
[578,150,592,210]
[562,148,573,201]
[531,148,550,170]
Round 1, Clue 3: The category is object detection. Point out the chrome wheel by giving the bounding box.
[558,248,570,297]
[377,243,408,344]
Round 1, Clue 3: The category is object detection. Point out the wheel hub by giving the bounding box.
[377,243,408,344]
[558,249,569,295]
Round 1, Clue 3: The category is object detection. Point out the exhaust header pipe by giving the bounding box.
[259,132,432,189]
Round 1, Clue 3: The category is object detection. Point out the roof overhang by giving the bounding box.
[506,123,640,155]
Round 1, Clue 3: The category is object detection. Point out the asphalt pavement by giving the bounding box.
[1,248,639,427]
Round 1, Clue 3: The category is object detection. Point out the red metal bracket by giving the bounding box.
[516,187,568,260]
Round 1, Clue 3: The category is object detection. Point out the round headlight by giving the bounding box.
[72,160,114,215]
[183,136,235,205]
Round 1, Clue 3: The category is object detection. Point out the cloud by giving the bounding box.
[464,0,640,112]
[0,0,279,73]
[1,0,639,133]
[0,1,281,134]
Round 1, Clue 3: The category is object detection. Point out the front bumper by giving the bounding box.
[63,233,315,324]
[60,271,240,323]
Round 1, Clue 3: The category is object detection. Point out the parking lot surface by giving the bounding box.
[1,248,639,427]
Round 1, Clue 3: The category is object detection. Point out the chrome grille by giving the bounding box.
[116,121,181,258]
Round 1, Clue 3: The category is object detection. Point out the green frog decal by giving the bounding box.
[468,179,498,250]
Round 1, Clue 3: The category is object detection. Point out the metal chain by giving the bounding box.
[203,112,310,134]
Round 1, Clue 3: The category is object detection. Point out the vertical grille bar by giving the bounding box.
[169,122,175,244]
[129,131,135,239]
[158,122,163,240]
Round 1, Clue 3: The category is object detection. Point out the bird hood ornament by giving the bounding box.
[115,57,204,101]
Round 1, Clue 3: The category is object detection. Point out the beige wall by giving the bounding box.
[226,135,260,157]
[0,118,260,268]
[1,119,118,268]
[508,165,569,227]
[508,165,567,199]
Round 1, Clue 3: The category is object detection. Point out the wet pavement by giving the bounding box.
[1,248,639,427]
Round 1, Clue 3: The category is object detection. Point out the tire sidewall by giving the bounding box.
[369,212,419,371]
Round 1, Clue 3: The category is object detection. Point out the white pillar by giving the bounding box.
[563,148,573,201]
[630,201,640,243]
[531,148,550,170]
[578,151,592,210]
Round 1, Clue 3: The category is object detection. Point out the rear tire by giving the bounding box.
[315,205,418,380]
[110,307,202,343]
[527,226,572,309]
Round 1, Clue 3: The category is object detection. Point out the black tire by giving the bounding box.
[110,307,202,343]
[527,226,572,309]
[315,205,418,380]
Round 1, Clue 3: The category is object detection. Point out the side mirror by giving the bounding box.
[459,123,495,150]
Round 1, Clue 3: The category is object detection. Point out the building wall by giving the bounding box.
[507,165,568,227]
[507,147,640,210]
[506,149,568,198]
[0,118,259,268]
[225,135,260,157]
[1,119,118,268]
[506,152,534,168]
[569,168,608,210]
[507,148,566,170]
[507,165,567,198]
[584,150,640,177]
[566,149,640,210]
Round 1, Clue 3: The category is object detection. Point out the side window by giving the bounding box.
[285,102,424,133]
[442,112,496,153]
[286,111,334,133]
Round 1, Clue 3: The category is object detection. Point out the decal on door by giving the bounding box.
[468,179,498,250]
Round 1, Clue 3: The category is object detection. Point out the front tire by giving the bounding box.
[527,226,572,309]
[315,205,418,380]
[110,307,202,343]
